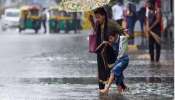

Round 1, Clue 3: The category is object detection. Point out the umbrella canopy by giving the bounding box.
[58,0,110,12]
[28,5,41,10]
[20,5,41,11]
[20,6,30,11]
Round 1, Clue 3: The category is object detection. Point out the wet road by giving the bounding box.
[0,29,173,100]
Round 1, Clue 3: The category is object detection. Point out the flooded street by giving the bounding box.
[0,30,173,100]
[0,32,96,78]
[0,83,173,100]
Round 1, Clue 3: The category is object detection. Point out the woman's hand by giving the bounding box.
[96,41,109,52]
[88,14,96,29]
[88,15,94,23]
[102,41,109,44]
[147,27,151,32]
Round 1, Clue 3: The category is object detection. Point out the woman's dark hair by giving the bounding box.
[148,2,155,10]
[127,3,136,16]
[94,7,107,17]
[94,7,108,40]
[148,0,156,5]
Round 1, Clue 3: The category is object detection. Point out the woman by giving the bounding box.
[89,7,123,90]
[125,3,137,44]
[146,0,162,64]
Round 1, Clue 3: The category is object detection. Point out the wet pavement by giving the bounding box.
[0,82,173,100]
[0,29,174,100]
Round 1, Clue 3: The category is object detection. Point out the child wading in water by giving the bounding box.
[96,31,129,94]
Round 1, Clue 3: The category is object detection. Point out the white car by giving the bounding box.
[1,8,20,31]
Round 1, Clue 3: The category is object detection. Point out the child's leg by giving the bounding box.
[99,73,115,94]
[114,57,129,93]
[116,80,127,94]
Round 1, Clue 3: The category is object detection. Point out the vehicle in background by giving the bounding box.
[49,7,80,33]
[49,7,65,33]
[19,5,42,33]
[1,8,20,31]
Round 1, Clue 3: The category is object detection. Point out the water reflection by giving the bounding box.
[0,82,173,100]
[0,33,173,100]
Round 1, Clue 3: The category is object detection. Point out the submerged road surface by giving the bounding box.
[0,30,173,100]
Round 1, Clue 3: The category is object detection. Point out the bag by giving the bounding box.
[89,30,97,53]
[118,36,128,59]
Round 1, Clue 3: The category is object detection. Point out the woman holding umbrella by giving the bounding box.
[145,0,162,64]
[89,7,124,90]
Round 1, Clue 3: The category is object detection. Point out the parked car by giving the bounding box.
[1,8,20,31]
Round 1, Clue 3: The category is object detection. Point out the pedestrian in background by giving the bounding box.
[76,12,82,33]
[137,0,147,49]
[72,12,78,33]
[41,8,47,33]
[137,0,147,34]
[112,1,124,26]
[146,0,162,64]
[125,3,137,45]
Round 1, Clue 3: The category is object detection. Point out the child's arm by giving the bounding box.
[123,29,129,37]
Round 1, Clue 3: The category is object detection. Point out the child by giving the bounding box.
[97,31,129,94]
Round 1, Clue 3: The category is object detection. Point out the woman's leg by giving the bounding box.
[155,39,161,62]
[155,30,161,63]
[149,36,155,62]
[99,82,105,90]
[97,54,106,90]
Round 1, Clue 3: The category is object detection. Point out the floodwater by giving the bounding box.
[0,30,173,100]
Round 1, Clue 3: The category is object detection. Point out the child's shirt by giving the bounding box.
[112,35,128,59]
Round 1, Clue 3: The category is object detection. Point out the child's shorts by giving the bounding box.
[111,55,129,85]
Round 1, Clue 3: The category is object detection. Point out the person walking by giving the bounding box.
[112,1,124,26]
[146,0,162,64]
[41,8,47,33]
[76,12,82,33]
[125,3,137,44]
[88,7,124,90]
[137,0,147,49]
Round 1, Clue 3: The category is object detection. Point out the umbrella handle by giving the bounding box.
[150,31,161,44]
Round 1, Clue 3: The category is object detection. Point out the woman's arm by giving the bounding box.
[88,15,95,30]
[149,9,161,30]
[101,44,108,68]
[144,17,150,38]
[95,41,109,52]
